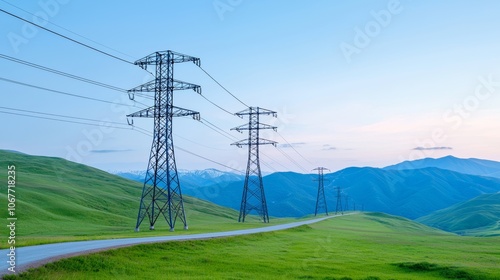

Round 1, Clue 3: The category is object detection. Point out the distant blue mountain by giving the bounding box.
[184,167,500,219]
[384,155,500,178]
[114,157,500,221]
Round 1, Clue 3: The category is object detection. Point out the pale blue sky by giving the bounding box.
[1,0,500,172]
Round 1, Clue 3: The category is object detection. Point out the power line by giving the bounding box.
[275,146,308,173]
[175,145,244,174]
[0,0,136,60]
[0,8,133,65]
[0,54,153,104]
[198,65,249,108]
[260,151,292,171]
[200,94,235,116]
[0,106,129,126]
[0,76,143,108]
[0,110,132,130]
[125,122,244,173]
[276,131,314,166]
[200,118,238,141]
[0,54,124,92]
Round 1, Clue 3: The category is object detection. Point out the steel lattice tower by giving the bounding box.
[313,167,329,216]
[231,107,277,223]
[335,186,343,215]
[127,50,201,232]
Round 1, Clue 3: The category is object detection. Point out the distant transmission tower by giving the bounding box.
[345,194,349,212]
[232,107,277,223]
[313,167,329,216]
[128,50,201,232]
[335,187,343,215]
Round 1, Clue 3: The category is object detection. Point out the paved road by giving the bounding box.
[1,215,345,275]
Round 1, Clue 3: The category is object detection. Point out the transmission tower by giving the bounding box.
[231,107,277,223]
[313,167,329,216]
[345,194,349,212]
[128,50,201,232]
[335,186,343,215]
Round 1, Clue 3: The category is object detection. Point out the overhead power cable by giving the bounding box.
[0,76,143,108]
[0,106,129,126]
[198,66,249,108]
[0,54,152,104]
[200,94,235,116]
[0,54,124,91]
[0,0,136,60]
[200,118,239,141]
[276,146,308,173]
[0,110,132,129]
[276,131,315,166]
[0,8,133,64]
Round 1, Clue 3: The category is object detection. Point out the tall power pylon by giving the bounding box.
[231,107,277,223]
[313,167,329,216]
[128,50,201,232]
[335,186,343,215]
[345,194,349,212]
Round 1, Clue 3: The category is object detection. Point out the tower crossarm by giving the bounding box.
[231,138,277,148]
[127,79,201,94]
[127,106,199,120]
[134,50,201,70]
[230,123,277,133]
[235,107,277,118]
[171,106,200,120]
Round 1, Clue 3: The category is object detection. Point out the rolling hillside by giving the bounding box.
[384,155,500,178]
[0,150,260,247]
[417,193,500,236]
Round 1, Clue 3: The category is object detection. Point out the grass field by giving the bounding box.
[0,150,297,248]
[6,213,500,280]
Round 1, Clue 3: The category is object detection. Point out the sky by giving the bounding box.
[1,0,500,173]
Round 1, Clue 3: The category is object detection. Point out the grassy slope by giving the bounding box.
[7,213,500,280]
[0,150,292,248]
[417,193,500,236]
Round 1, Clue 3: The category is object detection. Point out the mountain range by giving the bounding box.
[385,155,500,178]
[114,156,500,224]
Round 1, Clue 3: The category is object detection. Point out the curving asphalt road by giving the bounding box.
[0,214,347,276]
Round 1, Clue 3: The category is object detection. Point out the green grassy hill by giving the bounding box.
[417,193,500,236]
[7,213,500,280]
[0,150,271,248]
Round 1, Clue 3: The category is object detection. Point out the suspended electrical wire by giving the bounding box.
[276,131,315,166]
[200,118,239,141]
[0,54,153,103]
[0,106,129,126]
[0,0,136,60]
[0,110,132,129]
[198,66,249,108]
[0,8,133,64]
[200,94,235,116]
[275,146,308,173]
[0,76,145,108]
